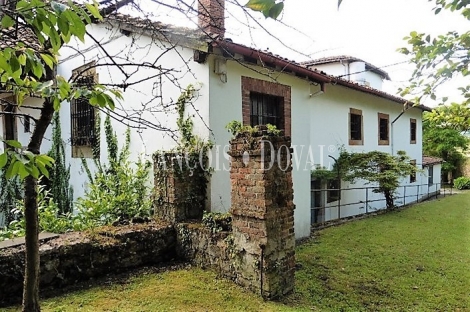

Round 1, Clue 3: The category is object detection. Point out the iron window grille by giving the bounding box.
[250,92,283,129]
[71,75,96,147]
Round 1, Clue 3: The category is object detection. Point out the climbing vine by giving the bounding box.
[78,115,153,227]
[154,85,213,220]
[43,112,73,214]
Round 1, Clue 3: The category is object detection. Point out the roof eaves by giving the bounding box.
[104,14,209,52]
[422,156,443,166]
[213,39,331,85]
[332,77,432,112]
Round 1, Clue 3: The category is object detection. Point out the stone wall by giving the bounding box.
[154,152,207,222]
[0,222,176,306]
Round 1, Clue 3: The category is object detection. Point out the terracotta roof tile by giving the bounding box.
[422,156,443,166]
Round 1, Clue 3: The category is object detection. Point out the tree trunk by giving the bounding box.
[22,86,55,311]
[384,190,394,210]
[22,176,40,312]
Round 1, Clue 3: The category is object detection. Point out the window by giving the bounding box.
[326,178,340,203]
[71,63,98,158]
[241,77,291,136]
[428,165,434,185]
[378,113,389,145]
[410,160,416,183]
[349,108,363,145]
[410,118,417,144]
[250,92,282,129]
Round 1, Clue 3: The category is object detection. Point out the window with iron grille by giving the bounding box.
[349,108,363,145]
[250,92,283,129]
[71,74,97,157]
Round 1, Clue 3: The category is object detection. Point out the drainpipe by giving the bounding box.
[390,110,406,156]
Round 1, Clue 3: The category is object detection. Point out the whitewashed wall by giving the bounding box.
[58,23,210,200]
[309,83,424,220]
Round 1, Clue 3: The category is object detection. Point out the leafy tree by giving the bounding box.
[423,111,468,181]
[399,0,470,108]
[0,2,123,310]
[336,150,417,209]
[424,102,470,133]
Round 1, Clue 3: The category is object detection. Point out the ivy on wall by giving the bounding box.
[154,85,213,220]
[42,112,73,214]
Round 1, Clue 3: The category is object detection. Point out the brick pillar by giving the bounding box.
[228,133,295,299]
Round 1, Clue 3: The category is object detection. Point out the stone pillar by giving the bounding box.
[154,152,207,222]
[228,133,295,299]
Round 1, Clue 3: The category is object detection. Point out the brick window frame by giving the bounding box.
[410,118,417,144]
[349,108,363,145]
[241,76,291,137]
[378,112,389,145]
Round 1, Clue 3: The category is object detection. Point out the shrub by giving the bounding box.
[454,177,470,190]
[75,116,153,229]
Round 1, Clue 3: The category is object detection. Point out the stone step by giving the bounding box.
[0,232,59,250]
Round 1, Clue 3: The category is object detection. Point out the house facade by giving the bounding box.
[0,0,439,238]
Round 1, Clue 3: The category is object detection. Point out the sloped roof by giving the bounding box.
[1,26,41,51]
[422,156,443,166]
[302,55,391,80]
[104,13,208,50]
[214,39,431,112]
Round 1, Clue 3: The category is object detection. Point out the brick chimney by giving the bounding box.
[198,0,225,38]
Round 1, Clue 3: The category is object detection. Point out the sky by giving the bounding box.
[131,0,469,106]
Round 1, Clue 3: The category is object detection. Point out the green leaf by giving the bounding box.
[51,1,68,14]
[1,15,15,28]
[268,2,284,19]
[245,0,275,12]
[40,53,56,69]
[85,2,102,20]
[18,163,29,180]
[35,159,49,178]
[0,153,7,169]
[30,164,40,179]
[5,140,22,149]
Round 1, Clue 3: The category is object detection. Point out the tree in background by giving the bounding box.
[399,0,470,107]
[336,150,417,209]
[423,110,469,182]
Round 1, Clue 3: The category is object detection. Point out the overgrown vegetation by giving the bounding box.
[43,113,74,214]
[201,211,232,233]
[6,192,469,311]
[454,176,470,190]
[0,168,22,228]
[154,86,212,217]
[77,116,153,228]
[225,120,281,137]
[0,117,153,240]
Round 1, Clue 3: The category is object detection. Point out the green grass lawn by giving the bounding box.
[6,192,470,311]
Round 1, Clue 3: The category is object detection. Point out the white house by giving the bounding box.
[0,0,440,238]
